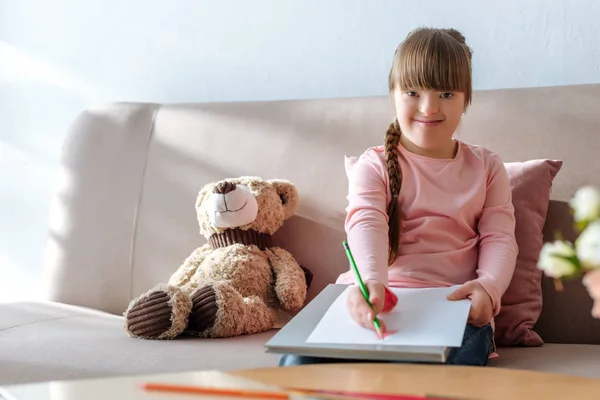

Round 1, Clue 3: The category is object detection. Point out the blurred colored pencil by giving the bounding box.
[141,382,468,400]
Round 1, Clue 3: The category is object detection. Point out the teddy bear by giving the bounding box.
[123,176,311,339]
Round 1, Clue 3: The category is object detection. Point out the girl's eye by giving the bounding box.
[441,92,454,99]
[406,91,418,97]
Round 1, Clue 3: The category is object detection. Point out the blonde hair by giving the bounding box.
[385,27,473,265]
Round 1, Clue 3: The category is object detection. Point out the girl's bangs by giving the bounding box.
[391,34,471,96]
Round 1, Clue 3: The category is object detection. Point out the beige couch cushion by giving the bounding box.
[3,301,600,386]
[0,302,279,385]
[490,345,600,379]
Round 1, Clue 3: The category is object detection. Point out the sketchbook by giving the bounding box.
[265,284,471,363]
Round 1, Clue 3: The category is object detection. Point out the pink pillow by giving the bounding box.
[494,159,563,346]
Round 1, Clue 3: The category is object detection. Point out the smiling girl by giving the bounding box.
[280,27,518,367]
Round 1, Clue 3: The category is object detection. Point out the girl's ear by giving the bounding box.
[267,179,299,219]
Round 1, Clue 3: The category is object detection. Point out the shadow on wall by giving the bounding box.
[0,41,108,101]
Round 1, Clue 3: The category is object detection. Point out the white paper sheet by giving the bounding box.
[305,286,471,347]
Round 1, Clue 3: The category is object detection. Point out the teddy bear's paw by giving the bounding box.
[205,282,277,338]
[277,285,307,312]
[124,284,192,340]
[187,285,218,334]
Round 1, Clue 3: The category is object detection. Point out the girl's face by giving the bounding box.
[392,87,465,157]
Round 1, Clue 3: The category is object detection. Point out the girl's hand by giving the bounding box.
[447,280,493,327]
[346,279,388,333]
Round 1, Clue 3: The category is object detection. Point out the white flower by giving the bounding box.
[576,221,600,270]
[570,186,600,223]
[538,240,579,278]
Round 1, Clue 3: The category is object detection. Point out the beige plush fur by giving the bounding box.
[124,177,308,339]
[199,281,277,338]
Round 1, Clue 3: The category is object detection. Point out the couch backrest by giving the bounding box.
[43,84,600,344]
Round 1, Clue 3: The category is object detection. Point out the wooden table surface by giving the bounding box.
[232,363,600,400]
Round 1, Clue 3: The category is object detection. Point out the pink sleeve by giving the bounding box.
[344,150,390,286]
[475,154,518,316]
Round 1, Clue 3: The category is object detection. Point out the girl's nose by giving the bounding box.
[419,97,440,116]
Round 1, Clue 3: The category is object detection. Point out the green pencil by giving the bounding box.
[342,240,384,340]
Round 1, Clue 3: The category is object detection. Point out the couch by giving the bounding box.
[2,83,600,386]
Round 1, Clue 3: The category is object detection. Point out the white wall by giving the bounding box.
[2,0,600,302]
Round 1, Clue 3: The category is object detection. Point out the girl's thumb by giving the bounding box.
[369,291,380,305]
[366,282,384,312]
[447,284,470,300]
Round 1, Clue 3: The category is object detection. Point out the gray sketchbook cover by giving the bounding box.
[265,284,451,363]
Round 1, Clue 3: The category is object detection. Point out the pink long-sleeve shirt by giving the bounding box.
[336,139,518,315]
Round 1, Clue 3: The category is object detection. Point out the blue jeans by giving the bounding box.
[279,323,493,367]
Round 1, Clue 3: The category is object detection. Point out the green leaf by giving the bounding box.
[575,219,589,233]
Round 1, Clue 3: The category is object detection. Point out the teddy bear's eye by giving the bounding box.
[279,193,287,205]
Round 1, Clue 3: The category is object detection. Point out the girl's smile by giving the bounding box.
[413,118,444,127]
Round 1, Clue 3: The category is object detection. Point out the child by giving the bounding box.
[279,27,518,367]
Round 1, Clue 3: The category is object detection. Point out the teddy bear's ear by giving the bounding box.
[195,182,215,208]
[267,179,298,219]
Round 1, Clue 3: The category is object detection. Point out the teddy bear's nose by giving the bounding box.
[213,181,236,195]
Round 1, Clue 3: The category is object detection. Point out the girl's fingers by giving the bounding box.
[347,287,377,330]
[346,285,387,333]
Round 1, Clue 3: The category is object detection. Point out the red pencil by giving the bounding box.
[141,382,291,399]
[140,382,464,400]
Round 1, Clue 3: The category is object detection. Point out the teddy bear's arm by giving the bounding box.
[265,247,307,311]
[168,244,212,287]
